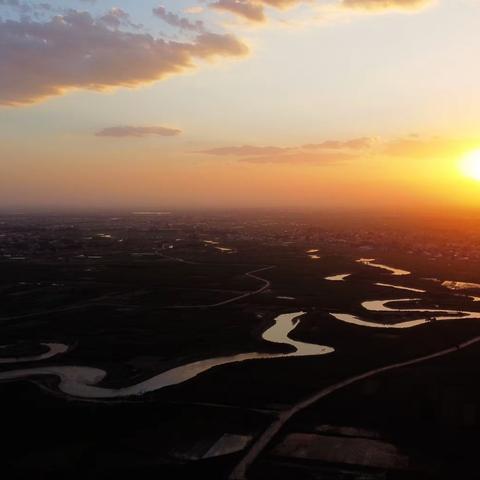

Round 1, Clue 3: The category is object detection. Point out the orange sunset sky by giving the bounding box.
[1,0,480,210]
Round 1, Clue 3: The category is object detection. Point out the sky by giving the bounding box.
[1,0,480,211]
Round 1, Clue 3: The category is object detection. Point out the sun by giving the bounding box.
[461,150,480,180]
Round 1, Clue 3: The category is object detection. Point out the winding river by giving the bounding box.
[0,343,68,365]
[442,280,480,291]
[357,258,410,276]
[374,283,426,293]
[328,263,480,329]
[0,312,333,399]
[3,258,480,400]
[325,274,351,282]
[331,298,480,329]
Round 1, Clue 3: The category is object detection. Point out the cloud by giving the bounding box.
[198,145,290,155]
[209,0,308,23]
[383,136,467,158]
[0,1,436,106]
[0,11,248,106]
[153,6,206,32]
[209,0,433,24]
[190,30,249,56]
[210,0,266,23]
[341,0,432,11]
[198,134,477,164]
[185,6,204,14]
[0,0,54,15]
[240,151,355,164]
[95,125,182,138]
[303,137,378,150]
[198,138,375,163]
[99,8,142,30]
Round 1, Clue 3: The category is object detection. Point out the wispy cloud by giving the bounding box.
[383,135,470,158]
[341,0,433,11]
[303,137,378,150]
[197,135,474,164]
[240,151,356,164]
[198,145,290,155]
[210,0,267,23]
[99,7,142,30]
[209,0,312,23]
[0,0,55,15]
[153,6,206,32]
[198,137,377,163]
[207,0,433,24]
[95,125,182,138]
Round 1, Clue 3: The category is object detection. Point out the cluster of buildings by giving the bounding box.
[1,212,480,263]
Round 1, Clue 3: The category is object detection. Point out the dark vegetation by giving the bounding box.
[2,212,480,478]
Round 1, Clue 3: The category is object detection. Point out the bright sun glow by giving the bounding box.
[461,150,480,180]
